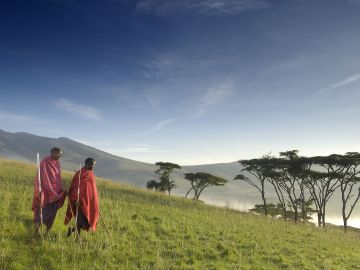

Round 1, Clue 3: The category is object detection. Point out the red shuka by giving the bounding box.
[64,168,99,231]
[32,156,65,213]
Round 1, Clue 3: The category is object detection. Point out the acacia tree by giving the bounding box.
[242,151,314,222]
[154,162,181,194]
[267,169,289,220]
[234,155,288,219]
[276,150,314,223]
[318,153,360,231]
[184,172,227,200]
[304,156,340,228]
[278,151,303,223]
[234,155,276,216]
[146,179,161,191]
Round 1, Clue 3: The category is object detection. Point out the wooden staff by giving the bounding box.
[37,153,43,231]
[75,163,81,230]
[99,210,112,239]
[65,196,82,241]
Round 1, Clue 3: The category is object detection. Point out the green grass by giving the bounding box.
[1,158,360,270]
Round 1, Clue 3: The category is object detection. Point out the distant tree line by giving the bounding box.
[146,162,228,201]
[146,150,360,232]
[234,150,360,232]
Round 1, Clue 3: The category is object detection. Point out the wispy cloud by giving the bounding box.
[0,111,36,121]
[126,118,175,137]
[145,89,163,112]
[110,145,167,154]
[56,98,103,120]
[142,54,185,79]
[318,73,360,94]
[193,83,233,117]
[73,138,111,148]
[136,0,271,16]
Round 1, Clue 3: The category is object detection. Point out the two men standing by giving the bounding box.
[32,148,99,237]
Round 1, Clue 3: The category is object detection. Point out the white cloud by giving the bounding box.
[126,118,176,137]
[56,98,103,120]
[194,82,233,117]
[0,111,36,121]
[319,72,360,94]
[136,0,271,15]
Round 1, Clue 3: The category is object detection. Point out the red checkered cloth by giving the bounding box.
[32,156,65,211]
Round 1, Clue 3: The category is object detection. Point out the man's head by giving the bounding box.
[85,158,96,170]
[50,147,62,160]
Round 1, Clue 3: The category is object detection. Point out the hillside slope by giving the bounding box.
[0,128,254,205]
[0,128,157,186]
[1,159,360,269]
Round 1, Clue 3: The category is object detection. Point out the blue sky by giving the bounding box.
[1,0,360,165]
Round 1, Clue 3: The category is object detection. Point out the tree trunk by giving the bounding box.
[342,201,348,232]
[317,212,322,228]
[341,186,347,232]
[194,189,199,200]
[185,188,193,198]
[261,187,267,216]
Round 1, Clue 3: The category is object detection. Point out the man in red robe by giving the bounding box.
[32,147,66,235]
[65,158,99,236]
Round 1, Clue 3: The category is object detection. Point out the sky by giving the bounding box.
[1,0,360,165]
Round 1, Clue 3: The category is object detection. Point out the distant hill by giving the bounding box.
[0,129,249,196]
[0,128,157,186]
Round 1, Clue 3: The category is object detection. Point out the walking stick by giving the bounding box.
[65,196,82,241]
[75,163,81,230]
[75,163,82,239]
[36,153,43,236]
[99,210,112,239]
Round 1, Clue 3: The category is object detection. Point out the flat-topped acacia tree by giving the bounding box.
[184,172,228,200]
[316,152,360,232]
[234,154,277,216]
[147,162,181,194]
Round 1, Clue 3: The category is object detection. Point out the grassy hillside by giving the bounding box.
[1,159,360,270]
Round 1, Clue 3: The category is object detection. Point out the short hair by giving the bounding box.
[51,147,61,153]
[85,158,96,166]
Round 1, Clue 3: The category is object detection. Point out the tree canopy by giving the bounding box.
[184,172,228,200]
